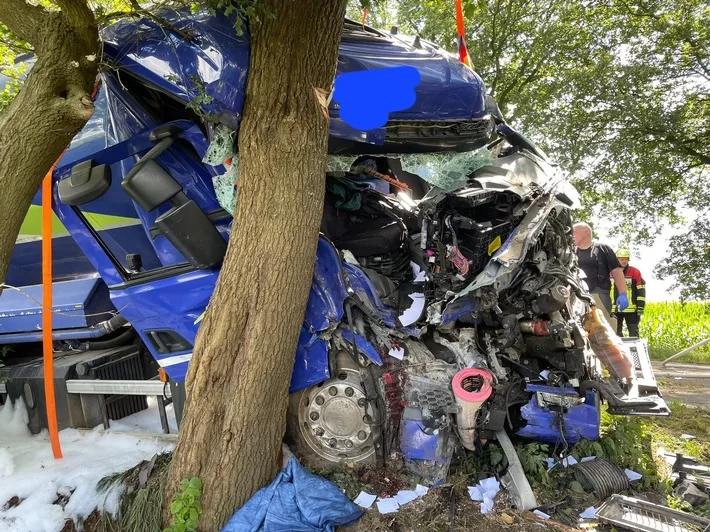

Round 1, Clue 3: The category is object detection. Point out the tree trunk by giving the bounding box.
[164,0,348,529]
[0,0,98,283]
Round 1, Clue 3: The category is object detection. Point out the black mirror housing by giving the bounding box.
[57,160,111,206]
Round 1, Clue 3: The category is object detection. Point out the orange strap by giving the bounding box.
[454,0,472,67]
[360,166,409,191]
[42,163,63,459]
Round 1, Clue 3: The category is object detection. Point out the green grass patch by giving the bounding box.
[640,302,710,363]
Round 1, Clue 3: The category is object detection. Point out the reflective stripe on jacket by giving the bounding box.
[610,265,646,313]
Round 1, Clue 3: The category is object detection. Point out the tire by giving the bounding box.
[285,368,376,471]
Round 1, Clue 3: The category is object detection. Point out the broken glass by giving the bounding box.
[203,124,238,215]
[326,149,491,190]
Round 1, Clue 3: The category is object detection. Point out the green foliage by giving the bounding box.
[656,216,710,301]
[640,301,710,362]
[571,410,661,491]
[198,0,272,35]
[460,440,553,489]
[164,477,202,532]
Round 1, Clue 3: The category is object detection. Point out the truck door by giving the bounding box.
[53,81,231,383]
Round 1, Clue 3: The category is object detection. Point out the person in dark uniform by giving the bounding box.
[572,222,629,331]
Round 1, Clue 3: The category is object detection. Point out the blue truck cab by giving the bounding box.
[0,11,494,432]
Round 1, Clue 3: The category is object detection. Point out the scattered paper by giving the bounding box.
[395,490,419,506]
[675,377,684,380]
[354,491,377,509]
[398,293,426,326]
[580,456,596,463]
[539,370,551,380]
[481,495,494,514]
[376,498,400,514]
[533,510,551,520]
[625,469,643,482]
[544,458,556,471]
[562,456,578,468]
[681,434,696,440]
[415,484,429,497]
[479,477,501,497]
[388,346,405,360]
[411,262,426,283]
[579,506,597,519]
[468,486,484,502]
[468,476,501,513]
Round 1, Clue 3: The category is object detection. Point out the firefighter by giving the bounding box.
[611,249,646,337]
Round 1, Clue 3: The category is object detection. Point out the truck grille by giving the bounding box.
[90,352,147,420]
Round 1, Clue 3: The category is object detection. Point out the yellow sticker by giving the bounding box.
[488,235,502,256]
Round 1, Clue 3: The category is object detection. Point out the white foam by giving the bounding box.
[0,400,174,531]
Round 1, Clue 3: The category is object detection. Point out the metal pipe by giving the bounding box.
[662,338,710,366]
[66,379,169,396]
[0,314,128,344]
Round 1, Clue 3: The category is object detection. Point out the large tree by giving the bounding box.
[1,0,349,528]
[163,0,348,528]
[0,0,99,283]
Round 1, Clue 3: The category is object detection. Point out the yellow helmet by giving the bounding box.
[616,248,630,258]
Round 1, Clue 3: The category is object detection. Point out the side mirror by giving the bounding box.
[58,160,111,206]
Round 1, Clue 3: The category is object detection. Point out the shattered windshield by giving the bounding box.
[326,149,492,191]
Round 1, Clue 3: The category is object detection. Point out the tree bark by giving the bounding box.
[0,0,98,284]
[164,0,347,529]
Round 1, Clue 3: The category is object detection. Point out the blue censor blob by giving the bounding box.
[333,66,421,131]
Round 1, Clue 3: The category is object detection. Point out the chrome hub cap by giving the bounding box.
[298,367,374,464]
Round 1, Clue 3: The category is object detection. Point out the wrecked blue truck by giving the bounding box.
[0,10,668,504]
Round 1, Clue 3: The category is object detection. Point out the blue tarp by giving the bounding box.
[221,458,364,532]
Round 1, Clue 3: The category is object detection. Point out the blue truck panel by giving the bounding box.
[0,276,113,333]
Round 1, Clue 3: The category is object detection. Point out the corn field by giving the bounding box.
[639,302,710,363]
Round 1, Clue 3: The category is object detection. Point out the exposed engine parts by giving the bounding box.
[288,147,668,499]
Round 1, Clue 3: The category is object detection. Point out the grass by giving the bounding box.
[88,453,172,532]
[640,302,710,363]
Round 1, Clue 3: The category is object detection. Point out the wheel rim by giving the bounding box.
[297,367,375,465]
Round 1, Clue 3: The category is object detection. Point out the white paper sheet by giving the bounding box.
[398,293,426,326]
[625,468,643,481]
[377,498,400,514]
[395,490,419,506]
[388,347,405,360]
[353,491,377,509]
[579,506,597,519]
[410,262,426,283]
[415,484,429,497]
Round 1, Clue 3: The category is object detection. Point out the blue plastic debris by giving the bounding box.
[221,458,363,532]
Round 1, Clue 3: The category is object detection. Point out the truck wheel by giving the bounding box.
[286,354,376,470]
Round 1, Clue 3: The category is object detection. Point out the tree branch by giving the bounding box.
[0,36,33,54]
[0,0,49,46]
[126,0,193,40]
[54,0,95,31]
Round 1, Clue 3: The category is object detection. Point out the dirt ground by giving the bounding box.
[654,361,710,407]
[342,487,578,532]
